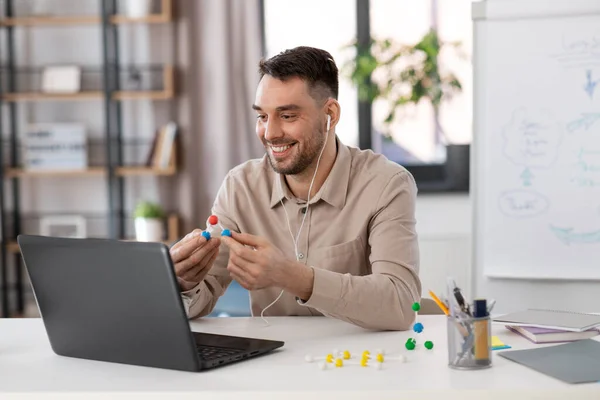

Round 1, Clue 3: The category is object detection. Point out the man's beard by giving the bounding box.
[265,128,325,176]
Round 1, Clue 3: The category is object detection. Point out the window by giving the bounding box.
[369,0,473,165]
[261,0,359,147]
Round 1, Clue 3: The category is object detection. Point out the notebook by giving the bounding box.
[506,325,600,344]
[498,339,600,384]
[493,309,600,332]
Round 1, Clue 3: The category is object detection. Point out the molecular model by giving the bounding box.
[201,215,231,240]
[405,301,434,351]
[304,348,407,371]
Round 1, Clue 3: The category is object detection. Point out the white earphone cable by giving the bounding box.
[260,115,331,325]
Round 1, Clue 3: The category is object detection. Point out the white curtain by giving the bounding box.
[174,0,265,233]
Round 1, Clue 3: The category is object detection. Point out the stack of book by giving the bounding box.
[493,309,600,344]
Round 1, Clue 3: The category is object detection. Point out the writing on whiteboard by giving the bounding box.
[498,190,550,218]
[502,108,562,171]
[549,225,600,245]
[549,33,600,68]
[584,70,600,99]
[570,149,600,187]
[566,112,600,133]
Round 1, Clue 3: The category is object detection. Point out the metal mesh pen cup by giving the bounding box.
[447,315,492,369]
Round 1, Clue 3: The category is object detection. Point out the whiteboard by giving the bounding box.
[472,0,600,280]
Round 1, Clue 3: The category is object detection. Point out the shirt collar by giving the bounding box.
[269,135,351,210]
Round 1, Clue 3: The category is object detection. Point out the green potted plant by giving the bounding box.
[342,28,464,147]
[134,201,165,242]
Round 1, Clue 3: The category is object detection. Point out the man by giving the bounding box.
[170,46,421,331]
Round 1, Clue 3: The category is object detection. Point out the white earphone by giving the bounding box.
[261,113,332,324]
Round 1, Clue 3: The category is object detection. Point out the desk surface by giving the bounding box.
[1,316,599,399]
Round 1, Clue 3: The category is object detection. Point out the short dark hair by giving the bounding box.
[258,46,339,102]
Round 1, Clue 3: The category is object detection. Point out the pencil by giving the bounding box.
[428,290,449,315]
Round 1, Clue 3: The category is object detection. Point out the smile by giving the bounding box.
[270,144,295,154]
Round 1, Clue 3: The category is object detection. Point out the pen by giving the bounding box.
[453,286,471,316]
[428,290,449,315]
[487,299,496,314]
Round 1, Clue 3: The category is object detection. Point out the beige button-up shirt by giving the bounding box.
[182,136,421,330]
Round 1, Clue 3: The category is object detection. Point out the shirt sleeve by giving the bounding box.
[181,173,238,319]
[298,170,422,331]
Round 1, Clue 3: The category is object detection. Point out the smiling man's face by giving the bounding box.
[253,75,327,176]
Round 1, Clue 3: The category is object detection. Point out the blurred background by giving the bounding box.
[0,0,476,318]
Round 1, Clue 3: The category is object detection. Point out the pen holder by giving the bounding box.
[447,315,491,370]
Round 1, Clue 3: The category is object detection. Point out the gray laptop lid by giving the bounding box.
[18,235,201,372]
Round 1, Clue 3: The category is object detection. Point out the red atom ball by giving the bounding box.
[208,215,218,225]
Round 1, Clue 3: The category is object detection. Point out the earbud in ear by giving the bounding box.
[326,115,331,132]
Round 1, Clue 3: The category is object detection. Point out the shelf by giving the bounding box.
[1,65,174,102]
[4,167,106,178]
[0,14,172,27]
[2,91,103,102]
[115,166,176,176]
[0,16,101,26]
[0,1,173,27]
[7,241,20,253]
[4,166,176,178]
[5,214,180,254]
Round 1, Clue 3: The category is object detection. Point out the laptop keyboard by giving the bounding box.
[196,345,244,361]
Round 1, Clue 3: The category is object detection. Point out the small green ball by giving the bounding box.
[424,341,434,350]
[412,302,421,312]
[405,341,416,350]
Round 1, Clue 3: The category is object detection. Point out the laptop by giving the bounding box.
[17,234,284,372]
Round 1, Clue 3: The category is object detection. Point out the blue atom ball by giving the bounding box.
[222,229,231,237]
[413,322,424,333]
[201,231,211,240]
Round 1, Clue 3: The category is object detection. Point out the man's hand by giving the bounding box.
[221,232,315,300]
[220,232,289,291]
[170,230,221,291]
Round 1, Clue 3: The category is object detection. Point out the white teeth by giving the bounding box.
[271,144,292,152]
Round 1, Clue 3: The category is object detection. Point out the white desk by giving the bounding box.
[1,316,599,399]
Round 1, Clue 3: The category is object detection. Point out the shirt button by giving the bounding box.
[298,253,304,259]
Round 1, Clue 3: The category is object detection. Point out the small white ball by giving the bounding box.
[332,348,339,355]
[305,354,314,363]
[318,362,327,370]
[375,362,383,370]
[398,355,407,363]
[376,348,385,355]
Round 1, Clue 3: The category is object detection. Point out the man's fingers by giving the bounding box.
[230,231,266,248]
[228,264,253,290]
[170,229,204,252]
[175,238,221,274]
[190,248,219,281]
[170,236,221,263]
[180,247,218,281]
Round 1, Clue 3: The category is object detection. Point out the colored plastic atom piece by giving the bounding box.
[424,341,434,350]
[412,302,421,312]
[413,322,424,333]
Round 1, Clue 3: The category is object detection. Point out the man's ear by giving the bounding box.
[324,99,341,131]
